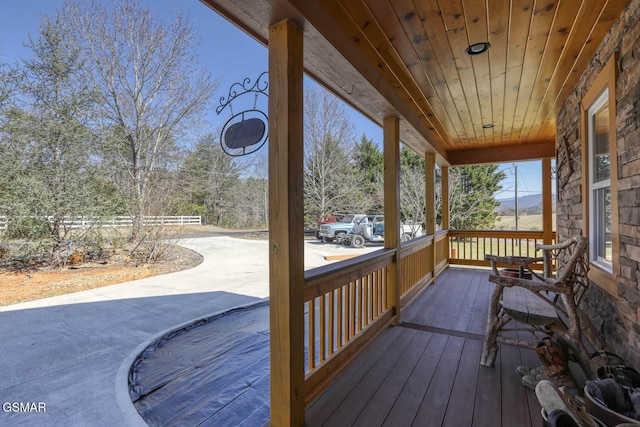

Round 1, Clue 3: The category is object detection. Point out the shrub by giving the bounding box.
[67,251,84,265]
[0,244,9,262]
[130,226,185,263]
[6,217,51,240]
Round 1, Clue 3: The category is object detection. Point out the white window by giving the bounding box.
[587,91,612,272]
[580,55,617,296]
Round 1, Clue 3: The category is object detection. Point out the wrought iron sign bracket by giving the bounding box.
[216,71,268,157]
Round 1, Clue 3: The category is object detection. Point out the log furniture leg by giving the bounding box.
[481,284,504,367]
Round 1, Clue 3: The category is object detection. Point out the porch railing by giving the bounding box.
[303,231,444,401]
[304,248,395,402]
[301,229,554,404]
[399,235,433,303]
[434,230,449,275]
[448,230,556,267]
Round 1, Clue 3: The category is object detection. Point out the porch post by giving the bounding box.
[425,153,436,235]
[383,116,401,323]
[542,158,553,244]
[441,166,450,230]
[268,20,305,427]
[425,153,436,278]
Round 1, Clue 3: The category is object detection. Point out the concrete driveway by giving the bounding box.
[0,236,376,426]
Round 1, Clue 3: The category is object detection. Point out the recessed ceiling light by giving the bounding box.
[483,123,494,129]
[466,42,491,55]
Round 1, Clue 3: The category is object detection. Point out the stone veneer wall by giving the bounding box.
[556,0,640,367]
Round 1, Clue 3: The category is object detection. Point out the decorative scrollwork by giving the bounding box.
[216,72,269,157]
[215,71,268,115]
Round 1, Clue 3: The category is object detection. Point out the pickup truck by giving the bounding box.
[348,215,425,248]
[318,214,367,243]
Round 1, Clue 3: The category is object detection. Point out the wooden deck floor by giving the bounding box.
[306,268,545,427]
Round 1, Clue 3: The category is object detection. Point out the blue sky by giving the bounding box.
[0,0,382,141]
[496,160,551,200]
[0,0,546,197]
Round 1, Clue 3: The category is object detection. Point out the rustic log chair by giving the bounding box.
[480,236,594,379]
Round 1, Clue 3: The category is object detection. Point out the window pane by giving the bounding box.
[594,187,612,262]
[592,101,610,183]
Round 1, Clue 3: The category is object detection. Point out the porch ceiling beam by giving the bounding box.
[446,141,556,166]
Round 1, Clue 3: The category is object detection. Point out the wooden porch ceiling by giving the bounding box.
[200,0,628,165]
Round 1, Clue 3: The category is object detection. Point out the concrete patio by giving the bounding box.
[0,236,374,426]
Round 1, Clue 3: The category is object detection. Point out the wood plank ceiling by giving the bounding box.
[201,0,629,165]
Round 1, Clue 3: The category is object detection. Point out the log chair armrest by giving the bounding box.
[488,274,572,295]
[484,254,544,279]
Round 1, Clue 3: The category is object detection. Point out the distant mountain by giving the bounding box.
[496,193,556,214]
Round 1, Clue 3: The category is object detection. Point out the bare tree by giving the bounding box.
[249,154,269,226]
[63,0,216,239]
[401,169,426,232]
[304,86,364,223]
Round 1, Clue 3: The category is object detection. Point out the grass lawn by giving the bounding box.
[449,238,543,260]
[494,214,556,231]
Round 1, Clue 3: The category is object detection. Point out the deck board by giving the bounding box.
[316,328,422,427]
[381,333,449,427]
[413,336,465,427]
[352,330,433,427]
[468,270,492,335]
[305,324,416,425]
[501,342,535,427]
[307,268,543,427]
[442,339,482,427]
[450,271,483,333]
[473,351,502,427]
[403,268,492,335]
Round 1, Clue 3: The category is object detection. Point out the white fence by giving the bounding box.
[0,215,201,231]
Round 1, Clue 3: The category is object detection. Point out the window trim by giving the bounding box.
[587,91,612,273]
[580,55,618,297]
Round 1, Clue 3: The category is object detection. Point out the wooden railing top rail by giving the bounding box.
[304,248,395,301]
[434,230,448,241]
[400,235,433,257]
[448,230,553,239]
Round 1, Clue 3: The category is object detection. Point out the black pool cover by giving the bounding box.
[129,301,270,427]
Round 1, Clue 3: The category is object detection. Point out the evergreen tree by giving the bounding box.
[0,14,117,263]
[178,135,239,225]
[446,164,506,230]
[353,134,383,212]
